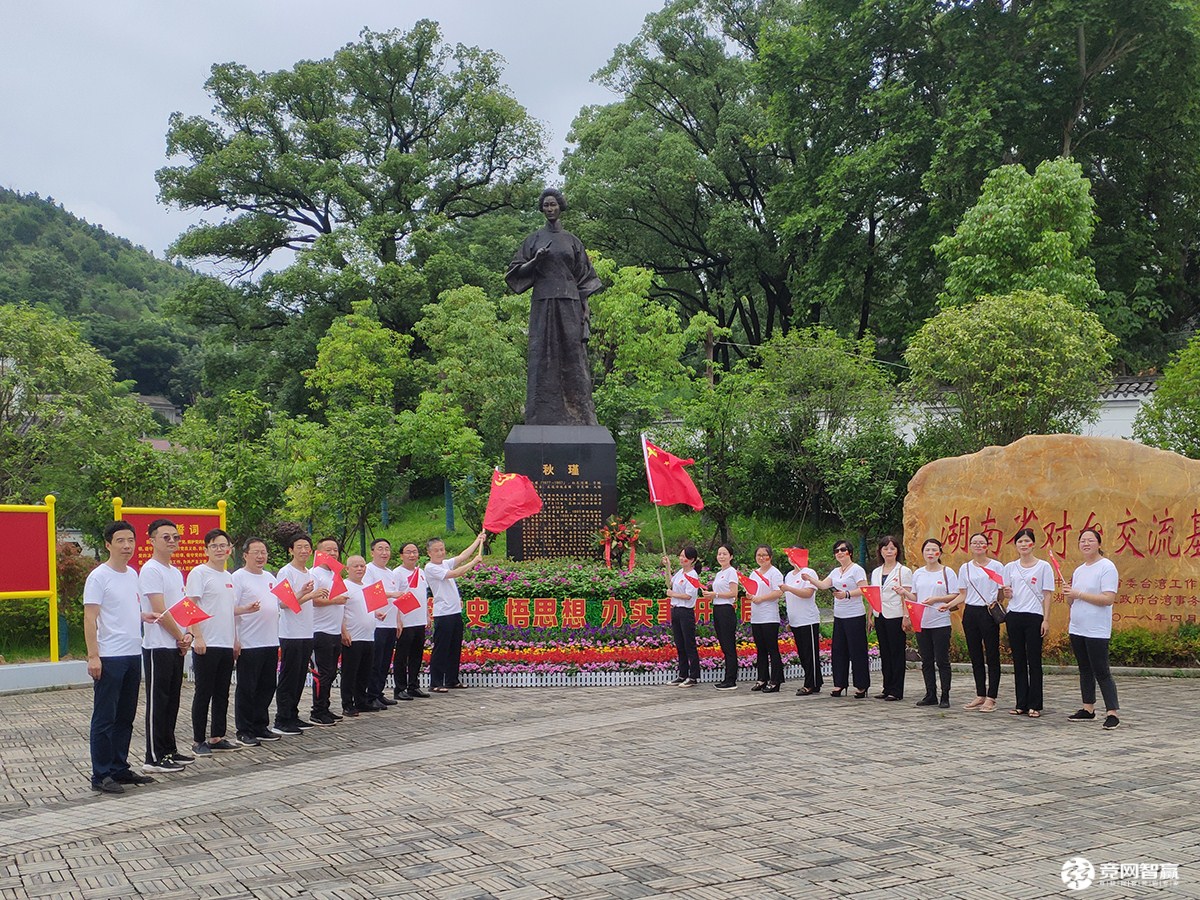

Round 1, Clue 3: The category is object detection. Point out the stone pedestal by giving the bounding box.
[504,425,618,561]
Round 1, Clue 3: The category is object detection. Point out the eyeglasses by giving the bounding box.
[208,543,232,551]
[835,547,850,554]
[157,534,181,542]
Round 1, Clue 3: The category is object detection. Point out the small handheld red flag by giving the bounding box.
[363,580,388,613]
[785,547,809,569]
[407,567,420,589]
[1048,553,1064,584]
[684,574,703,590]
[314,551,343,572]
[903,599,924,632]
[167,597,211,627]
[483,469,543,533]
[642,436,704,510]
[394,592,420,614]
[330,571,348,601]
[271,580,301,614]
[978,564,1004,585]
[862,585,882,614]
[737,572,758,597]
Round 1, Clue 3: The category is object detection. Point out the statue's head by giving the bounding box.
[539,187,567,214]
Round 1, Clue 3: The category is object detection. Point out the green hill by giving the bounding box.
[0,187,200,404]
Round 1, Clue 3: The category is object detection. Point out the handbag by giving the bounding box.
[969,564,1006,624]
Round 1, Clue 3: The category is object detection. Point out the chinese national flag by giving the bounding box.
[483,469,543,533]
[168,597,211,627]
[862,585,882,614]
[684,574,703,590]
[363,580,388,613]
[979,565,1004,585]
[642,436,704,510]
[785,547,809,569]
[314,551,343,572]
[395,592,420,614]
[406,567,420,589]
[903,599,924,632]
[330,572,348,601]
[271,580,301,614]
[738,572,758,596]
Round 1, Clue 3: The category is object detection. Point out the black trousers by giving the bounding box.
[671,607,701,679]
[874,615,906,699]
[368,627,397,701]
[429,614,464,688]
[963,604,1001,698]
[235,645,278,737]
[831,615,870,691]
[1070,634,1120,711]
[789,623,823,691]
[275,637,312,725]
[311,632,342,716]
[143,646,184,764]
[340,640,374,711]
[91,654,140,784]
[395,624,427,693]
[916,625,951,699]
[191,646,234,744]
[713,604,739,683]
[1006,611,1044,711]
[751,622,783,684]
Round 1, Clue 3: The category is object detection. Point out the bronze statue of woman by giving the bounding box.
[506,188,603,427]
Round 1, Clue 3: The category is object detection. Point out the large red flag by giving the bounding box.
[862,585,882,614]
[362,580,388,613]
[737,572,759,596]
[483,470,543,533]
[903,599,924,632]
[271,580,301,614]
[394,591,420,614]
[167,597,211,627]
[642,436,704,510]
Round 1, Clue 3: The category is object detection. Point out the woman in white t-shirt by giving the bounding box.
[949,532,1005,713]
[1001,527,1055,718]
[702,545,740,690]
[663,547,701,687]
[803,540,869,698]
[748,545,785,693]
[1066,528,1121,729]
[782,556,821,696]
[897,538,959,708]
[870,536,912,702]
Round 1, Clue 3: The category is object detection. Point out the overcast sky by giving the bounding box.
[1,1,662,258]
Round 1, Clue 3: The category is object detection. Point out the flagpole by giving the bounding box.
[642,433,671,589]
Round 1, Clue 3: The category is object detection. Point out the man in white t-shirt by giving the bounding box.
[310,537,348,726]
[393,542,430,700]
[186,529,241,755]
[139,518,193,774]
[84,521,152,794]
[364,539,401,709]
[232,537,281,747]
[273,533,320,735]
[424,531,485,691]
[339,556,377,716]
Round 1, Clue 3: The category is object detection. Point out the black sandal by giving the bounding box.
[796,686,819,696]
[830,688,845,697]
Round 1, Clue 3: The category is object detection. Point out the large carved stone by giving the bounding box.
[903,435,1200,634]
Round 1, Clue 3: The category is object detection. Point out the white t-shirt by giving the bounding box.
[185,564,236,648]
[365,562,398,628]
[784,567,819,627]
[710,567,738,606]
[276,562,315,640]
[395,565,429,627]
[1004,559,1055,616]
[670,570,699,609]
[911,566,959,630]
[1069,557,1119,639]
[232,568,280,649]
[870,564,913,619]
[749,566,782,624]
[341,581,377,642]
[311,566,346,636]
[83,563,142,657]
[830,564,869,619]
[958,559,1003,606]
[139,558,185,651]
[425,556,464,617]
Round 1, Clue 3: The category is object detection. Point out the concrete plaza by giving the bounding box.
[0,673,1195,898]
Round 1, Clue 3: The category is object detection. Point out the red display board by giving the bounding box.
[112,498,227,573]
[0,505,53,596]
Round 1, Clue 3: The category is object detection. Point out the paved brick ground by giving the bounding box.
[0,673,1196,898]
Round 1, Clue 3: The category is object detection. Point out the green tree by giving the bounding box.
[1133,334,1200,459]
[305,300,414,410]
[905,289,1117,450]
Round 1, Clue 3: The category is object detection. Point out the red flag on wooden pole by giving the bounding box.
[642,437,704,510]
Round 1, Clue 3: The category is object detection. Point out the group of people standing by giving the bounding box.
[83,519,485,795]
[662,530,1122,729]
